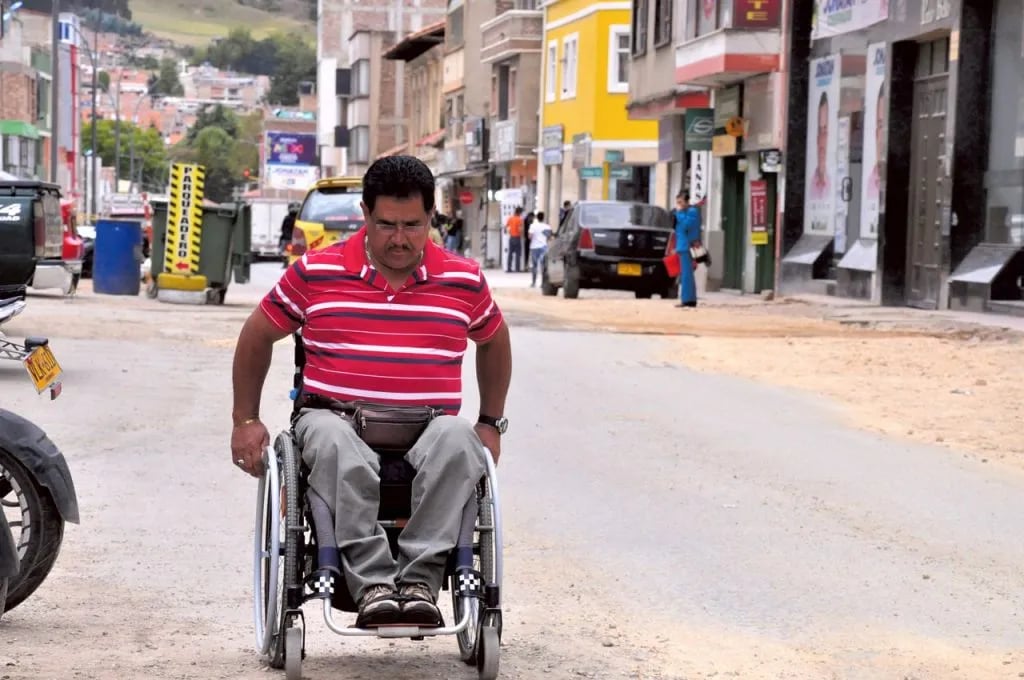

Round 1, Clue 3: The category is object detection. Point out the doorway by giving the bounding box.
[905,37,950,309]
[722,157,746,290]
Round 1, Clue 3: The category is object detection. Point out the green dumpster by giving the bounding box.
[150,199,252,304]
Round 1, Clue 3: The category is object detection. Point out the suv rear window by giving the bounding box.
[299,188,363,223]
[579,203,673,228]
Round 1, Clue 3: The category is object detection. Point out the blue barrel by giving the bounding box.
[93,219,142,296]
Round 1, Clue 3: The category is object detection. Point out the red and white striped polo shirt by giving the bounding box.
[259,228,504,414]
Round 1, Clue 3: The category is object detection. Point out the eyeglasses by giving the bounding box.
[374,223,428,234]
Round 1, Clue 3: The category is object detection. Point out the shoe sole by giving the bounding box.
[400,602,444,627]
[355,602,403,628]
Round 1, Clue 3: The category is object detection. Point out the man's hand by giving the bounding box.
[231,419,270,477]
[474,423,501,465]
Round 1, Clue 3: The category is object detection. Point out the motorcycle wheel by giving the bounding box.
[0,448,65,612]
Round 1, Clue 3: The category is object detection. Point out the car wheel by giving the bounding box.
[563,264,580,299]
[661,281,679,300]
[634,289,653,299]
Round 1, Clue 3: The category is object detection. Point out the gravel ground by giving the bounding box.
[1,268,1022,679]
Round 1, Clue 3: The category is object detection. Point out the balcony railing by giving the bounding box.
[480,10,543,64]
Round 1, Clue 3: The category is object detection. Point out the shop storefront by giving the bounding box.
[948,0,1024,314]
[780,0,1018,312]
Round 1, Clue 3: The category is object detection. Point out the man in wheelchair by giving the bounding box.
[230,156,512,629]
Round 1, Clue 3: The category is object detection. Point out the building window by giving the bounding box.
[514,0,537,8]
[608,26,631,94]
[631,0,648,56]
[350,126,369,163]
[696,0,726,37]
[509,67,517,112]
[653,0,672,46]
[560,33,578,100]
[546,40,558,102]
[352,59,370,97]
[447,0,465,48]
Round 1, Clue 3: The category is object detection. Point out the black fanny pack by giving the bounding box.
[301,394,439,453]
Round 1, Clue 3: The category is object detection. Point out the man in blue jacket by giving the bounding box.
[672,191,703,308]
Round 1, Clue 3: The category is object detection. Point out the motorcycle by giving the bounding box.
[0,409,79,619]
[0,290,77,619]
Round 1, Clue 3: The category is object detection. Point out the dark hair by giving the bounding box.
[362,155,435,213]
[514,206,523,215]
[563,200,571,207]
[536,211,545,221]
[678,190,690,202]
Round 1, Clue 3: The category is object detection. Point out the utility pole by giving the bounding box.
[49,0,60,184]
[90,27,98,217]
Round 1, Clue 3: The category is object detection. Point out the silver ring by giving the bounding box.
[236,459,245,465]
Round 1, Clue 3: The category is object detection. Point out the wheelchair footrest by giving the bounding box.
[306,567,341,601]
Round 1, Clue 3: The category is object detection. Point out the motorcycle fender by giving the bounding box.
[0,410,80,525]
[0,511,19,578]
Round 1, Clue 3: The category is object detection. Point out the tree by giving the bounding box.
[172,105,261,203]
[148,58,184,97]
[82,119,168,192]
[266,32,316,106]
[97,70,110,93]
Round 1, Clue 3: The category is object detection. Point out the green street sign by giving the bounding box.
[608,165,632,180]
[579,166,603,179]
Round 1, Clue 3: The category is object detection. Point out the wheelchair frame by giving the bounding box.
[252,332,505,680]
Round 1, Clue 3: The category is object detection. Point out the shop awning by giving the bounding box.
[0,120,40,139]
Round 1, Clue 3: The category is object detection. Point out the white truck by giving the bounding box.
[248,198,293,259]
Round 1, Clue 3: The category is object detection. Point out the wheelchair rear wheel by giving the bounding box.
[453,479,499,666]
[254,433,302,669]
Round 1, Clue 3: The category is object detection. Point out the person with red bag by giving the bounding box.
[666,191,705,308]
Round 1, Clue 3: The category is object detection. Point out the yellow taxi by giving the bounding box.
[287,176,364,264]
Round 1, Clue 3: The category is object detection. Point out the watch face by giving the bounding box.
[496,417,509,434]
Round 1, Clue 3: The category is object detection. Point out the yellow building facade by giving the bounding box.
[537,0,660,219]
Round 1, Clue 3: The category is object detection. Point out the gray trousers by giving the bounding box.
[294,409,486,603]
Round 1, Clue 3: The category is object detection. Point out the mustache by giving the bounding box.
[387,244,413,252]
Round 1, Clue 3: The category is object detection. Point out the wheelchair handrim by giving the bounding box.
[253,445,281,655]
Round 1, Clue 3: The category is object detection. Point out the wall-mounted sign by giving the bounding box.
[750,179,769,245]
[541,125,564,166]
[690,151,710,201]
[811,0,888,39]
[684,108,714,151]
[732,0,781,28]
[759,149,782,172]
[712,134,738,157]
[579,166,603,179]
[725,116,746,137]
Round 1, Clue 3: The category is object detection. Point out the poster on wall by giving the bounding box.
[860,42,886,239]
[690,151,711,202]
[812,0,888,39]
[804,54,840,235]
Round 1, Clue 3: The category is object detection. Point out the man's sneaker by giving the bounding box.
[399,582,443,626]
[354,584,401,628]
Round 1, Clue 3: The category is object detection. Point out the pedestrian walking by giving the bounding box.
[527,211,552,287]
[505,207,524,272]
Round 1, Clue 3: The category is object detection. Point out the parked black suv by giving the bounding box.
[542,200,676,299]
[0,181,63,304]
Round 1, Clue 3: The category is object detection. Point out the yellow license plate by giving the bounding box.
[617,262,642,276]
[24,345,63,394]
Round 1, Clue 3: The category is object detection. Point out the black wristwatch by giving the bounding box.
[478,414,509,434]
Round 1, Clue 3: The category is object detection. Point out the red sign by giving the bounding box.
[750,179,769,245]
[732,0,781,28]
[459,190,475,205]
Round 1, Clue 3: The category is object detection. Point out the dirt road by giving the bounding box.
[493,287,1024,470]
[2,268,1023,679]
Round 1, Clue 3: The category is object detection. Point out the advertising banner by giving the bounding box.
[812,0,888,39]
[266,164,320,191]
[860,42,886,239]
[684,108,714,151]
[750,179,769,245]
[803,54,840,235]
[690,151,711,202]
[266,132,318,166]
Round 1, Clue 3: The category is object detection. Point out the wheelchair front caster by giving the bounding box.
[476,624,500,680]
[284,627,303,680]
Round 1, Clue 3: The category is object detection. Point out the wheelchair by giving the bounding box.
[252,332,504,680]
